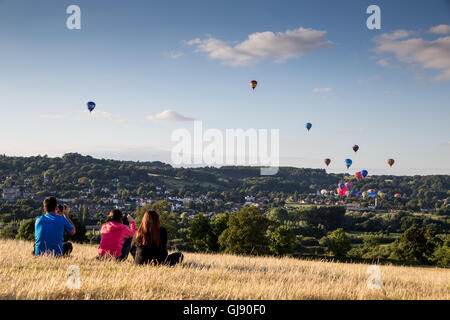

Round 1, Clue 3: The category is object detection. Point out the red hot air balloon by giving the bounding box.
[354,172,362,180]
[387,159,395,167]
[353,145,359,152]
[324,158,331,166]
[250,80,258,90]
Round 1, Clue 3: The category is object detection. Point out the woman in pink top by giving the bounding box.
[98,209,136,260]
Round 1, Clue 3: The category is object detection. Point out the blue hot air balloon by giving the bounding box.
[345,158,352,169]
[361,170,368,178]
[87,101,96,113]
[368,191,376,198]
[306,122,312,131]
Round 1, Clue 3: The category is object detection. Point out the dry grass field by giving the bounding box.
[0,240,448,300]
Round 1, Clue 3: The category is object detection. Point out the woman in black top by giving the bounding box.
[130,210,183,266]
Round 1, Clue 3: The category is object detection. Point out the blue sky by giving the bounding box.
[0,0,449,175]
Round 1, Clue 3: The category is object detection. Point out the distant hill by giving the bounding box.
[0,153,449,206]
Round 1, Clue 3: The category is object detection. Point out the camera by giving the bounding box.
[122,214,129,226]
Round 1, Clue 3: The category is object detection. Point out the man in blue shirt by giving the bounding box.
[34,196,76,256]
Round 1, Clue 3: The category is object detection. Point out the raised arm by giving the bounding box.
[63,205,76,236]
[124,214,136,238]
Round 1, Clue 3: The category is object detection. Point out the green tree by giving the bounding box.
[187,213,213,252]
[390,227,442,265]
[267,207,289,223]
[0,225,16,239]
[64,213,88,243]
[431,238,449,267]
[16,218,35,241]
[326,228,351,258]
[218,206,271,255]
[269,226,296,256]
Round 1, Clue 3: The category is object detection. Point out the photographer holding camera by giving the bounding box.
[34,196,76,256]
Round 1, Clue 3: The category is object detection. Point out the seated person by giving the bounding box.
[119,214,133,261]
[130,210,183,266]
[34,197,76,257]
[98,209,136,260]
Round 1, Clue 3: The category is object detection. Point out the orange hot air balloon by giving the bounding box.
[250,80,258,90]
[387,159,395,167]
[324,158,331,166]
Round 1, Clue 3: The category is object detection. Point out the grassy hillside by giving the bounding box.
[0,240,448,300]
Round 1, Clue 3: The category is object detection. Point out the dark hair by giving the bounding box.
[106,209,123,223]
[43,196,57,213]
[122,214,129,226]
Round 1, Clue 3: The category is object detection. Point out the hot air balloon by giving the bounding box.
[361,170,368,178]
[394,193,401,198]
[338,183,345,189]
[324,158,331,166]
[387,159,395,167]
[352,145,359,152]
[337,187,347,196]
[368,191,376,198]
[87,101,96,113]
[354,171,362,180]
[345,182,352,189]
[362,191,368,199]
[345,158,352,169]
[250,80,258,90]
[306,122,312,131]
[320,189,328,196]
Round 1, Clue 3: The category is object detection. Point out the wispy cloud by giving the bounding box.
[40,114,66,119]
[428,24,450,35]
[89,111,136,124]
[313,87,332,93]
[185,27,334,66]
[168,51,184,59]
[147,109,194,122]
[376,58,390,67]
[441,141,450,146]
[372,28,450,81]
[336,128,364,134]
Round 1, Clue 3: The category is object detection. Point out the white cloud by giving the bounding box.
[147,109,194,122]
[313,87,332,93]
[376,58,390,67]
[428,24,450,35]
[169,51,183,59]
[185,27,334,66]
[373,29,450,81]
[376,30,416,41]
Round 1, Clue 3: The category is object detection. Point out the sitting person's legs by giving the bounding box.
[118,238,132,261]
[63,242,73,256]
[165,252,184,266]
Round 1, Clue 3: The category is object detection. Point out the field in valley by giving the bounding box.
[0,239,448,300]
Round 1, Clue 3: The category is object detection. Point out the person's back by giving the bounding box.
[130,210,183,266]
[131,226,168,264]
[35,197,75,256]
[98,209,136,259]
